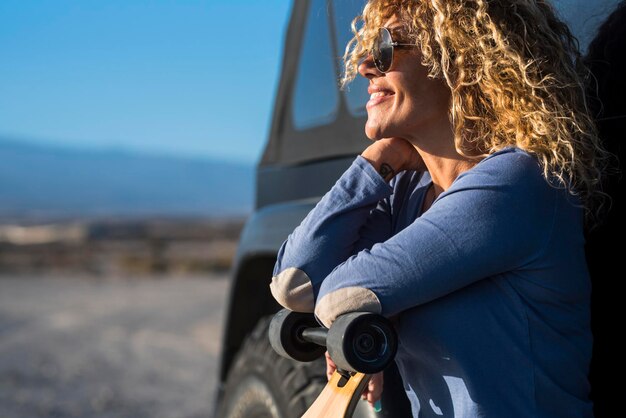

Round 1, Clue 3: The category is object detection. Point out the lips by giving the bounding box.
[366,85,395,109]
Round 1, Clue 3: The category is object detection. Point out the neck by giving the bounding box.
[422,153,475,196]
[405,115,477,195]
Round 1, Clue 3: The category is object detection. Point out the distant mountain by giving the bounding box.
[0,139,255,221]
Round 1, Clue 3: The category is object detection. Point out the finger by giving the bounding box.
[325,351,336,381]
[366,373,384,407]
[324,351,336,367]
[361,385,369,400]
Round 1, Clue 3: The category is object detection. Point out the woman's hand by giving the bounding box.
[325,351,383,409]
[361,137,425,182]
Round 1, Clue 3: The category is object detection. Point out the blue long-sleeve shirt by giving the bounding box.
[270,147,593,417]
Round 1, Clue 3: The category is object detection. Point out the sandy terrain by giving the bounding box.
[0,274,229,418]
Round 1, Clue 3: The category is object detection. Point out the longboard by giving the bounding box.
[268,309,396,417]
[302,371,371,418]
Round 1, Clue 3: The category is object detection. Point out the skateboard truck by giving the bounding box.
[293,325,355,384]
[269,309,398,417]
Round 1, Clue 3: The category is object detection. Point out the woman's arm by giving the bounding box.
[314,149,557,327]
[270,156,393,312]
[270,139,424,312]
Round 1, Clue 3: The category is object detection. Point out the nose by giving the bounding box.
[358,53,382,79]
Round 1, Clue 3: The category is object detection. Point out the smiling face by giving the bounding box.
[358,15,452,144]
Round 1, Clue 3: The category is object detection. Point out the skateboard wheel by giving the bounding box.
[326,312,397,374]
[268,309,326,362]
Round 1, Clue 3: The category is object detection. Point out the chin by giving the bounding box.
[364,121,384,141]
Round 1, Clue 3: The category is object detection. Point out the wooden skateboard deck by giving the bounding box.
[302,371,371,418]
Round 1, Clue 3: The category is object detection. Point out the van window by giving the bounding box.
[332,0,369,117]
[292,0,340,131]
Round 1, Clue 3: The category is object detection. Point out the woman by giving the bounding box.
[270,0,608,416]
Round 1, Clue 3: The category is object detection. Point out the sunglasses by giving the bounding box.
[372,27,416,73]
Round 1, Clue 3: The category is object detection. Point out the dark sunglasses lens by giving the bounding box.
[374,28,393,72]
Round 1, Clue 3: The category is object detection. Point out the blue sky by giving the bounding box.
[0,0,292,164]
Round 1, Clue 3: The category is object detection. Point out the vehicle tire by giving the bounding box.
[217,315,327,418]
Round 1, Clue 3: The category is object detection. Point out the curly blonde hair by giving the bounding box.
[342,0,610,221]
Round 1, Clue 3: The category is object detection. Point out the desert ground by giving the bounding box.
[0,273,229,418]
